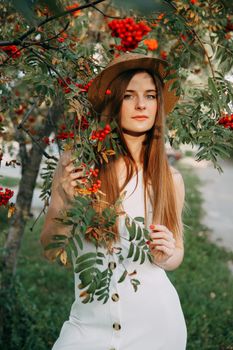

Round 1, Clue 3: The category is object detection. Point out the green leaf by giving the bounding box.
[68,237,78,256]
[44,242,64,250]
[87,281,97,294]
[51,234,68,241]
[140,250,146,264]
[79,271,94,287]
[138,239,146,247]
[10,0,38,26]
[95,288,108,296]
[133,246,140,262]
[118,269,127,283]
[130,278,140,292]
[134,217,144,223]
[143,228,150,240]
[96,259,104,265]
[126,220,137,241]
[208,78,219,98]
[75,259,96,273]
[81,294,91,304]
[76,252,97,265]
[75,234,83,250]
[136,226,142,240]
[127,242,134,258]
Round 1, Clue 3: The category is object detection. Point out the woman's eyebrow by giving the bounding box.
[125,89,157,93]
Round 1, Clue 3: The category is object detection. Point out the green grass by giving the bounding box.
[0,175,42,188]
[1,165,233,349]
[16,219,74,349]
[0,175,20,187]
[169,164,233,349]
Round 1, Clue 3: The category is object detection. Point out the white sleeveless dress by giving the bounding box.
[52,170,187,350]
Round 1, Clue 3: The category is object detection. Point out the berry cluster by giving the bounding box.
[91,124,111,141]
[78,116,89,130]
[218,114,233,130]
[66,3,81,17]
[76,79,93,93]
[56,131,75,140]
[43,116,90,145]
[89,168,99,177]
[1,45,21,59]
[57,77,72,94]
[108,18,151,51]
[0,187,14,206]
[57,77,94,94]
[87,179,101,193]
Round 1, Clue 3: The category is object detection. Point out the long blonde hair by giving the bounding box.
[96,69,181,242]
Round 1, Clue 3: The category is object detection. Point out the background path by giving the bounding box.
[180,158,233,252]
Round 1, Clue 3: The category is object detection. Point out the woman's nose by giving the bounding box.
[135,97,146,110]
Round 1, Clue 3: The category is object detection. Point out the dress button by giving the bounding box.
[108,261,117,270]
[111,293,120,302]
[113,322,121,331]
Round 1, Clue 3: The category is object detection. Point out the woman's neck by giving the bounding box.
[123,131,146,165]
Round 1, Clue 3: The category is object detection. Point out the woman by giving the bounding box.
[40,53,187,349]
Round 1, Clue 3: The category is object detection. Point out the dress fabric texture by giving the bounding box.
[52,170,187,350]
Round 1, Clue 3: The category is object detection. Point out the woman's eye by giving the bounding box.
[147,95,156,99]
[123,94,133,100]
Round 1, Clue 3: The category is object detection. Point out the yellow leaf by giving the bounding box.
[97,141,102,152]
[55,249,63,258]
[52,57,60,65]
[60,250,68,265]
[105,149,115,156]
[63,144,73,151]
[80,290,89,298]
[102,152,108,163]
[8,204,16,218]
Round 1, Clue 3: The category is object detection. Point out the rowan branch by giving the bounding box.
[89,4,122,19]
[0,0,106,46]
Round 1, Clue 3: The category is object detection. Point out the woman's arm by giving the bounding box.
[40,150,83,260]
[149,168,185,271]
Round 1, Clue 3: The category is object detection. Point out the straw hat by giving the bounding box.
[88,53,179,115]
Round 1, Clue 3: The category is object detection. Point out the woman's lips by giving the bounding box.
[132,116,148,120]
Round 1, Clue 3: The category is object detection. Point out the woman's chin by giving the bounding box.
[122,127,152,137]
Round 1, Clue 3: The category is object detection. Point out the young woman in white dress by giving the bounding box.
[40,53,187,350]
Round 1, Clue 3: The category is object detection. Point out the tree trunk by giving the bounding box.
[2,97,63,275]
[0,97,63,347]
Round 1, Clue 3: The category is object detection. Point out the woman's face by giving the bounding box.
[120,72,157,135]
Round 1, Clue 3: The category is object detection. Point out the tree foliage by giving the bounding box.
[1,0,233,303]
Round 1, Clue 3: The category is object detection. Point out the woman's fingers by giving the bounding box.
[149,224,176,255]
[150,238,175,248]
[150,231,174,239]
[151,245,172,256]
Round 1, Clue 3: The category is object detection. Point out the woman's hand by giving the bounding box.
[148,224,176,267]
[59,155,86,203]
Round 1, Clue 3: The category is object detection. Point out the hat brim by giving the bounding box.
[88,56,179,115]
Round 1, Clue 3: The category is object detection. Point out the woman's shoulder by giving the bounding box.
[169,165,183,180]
